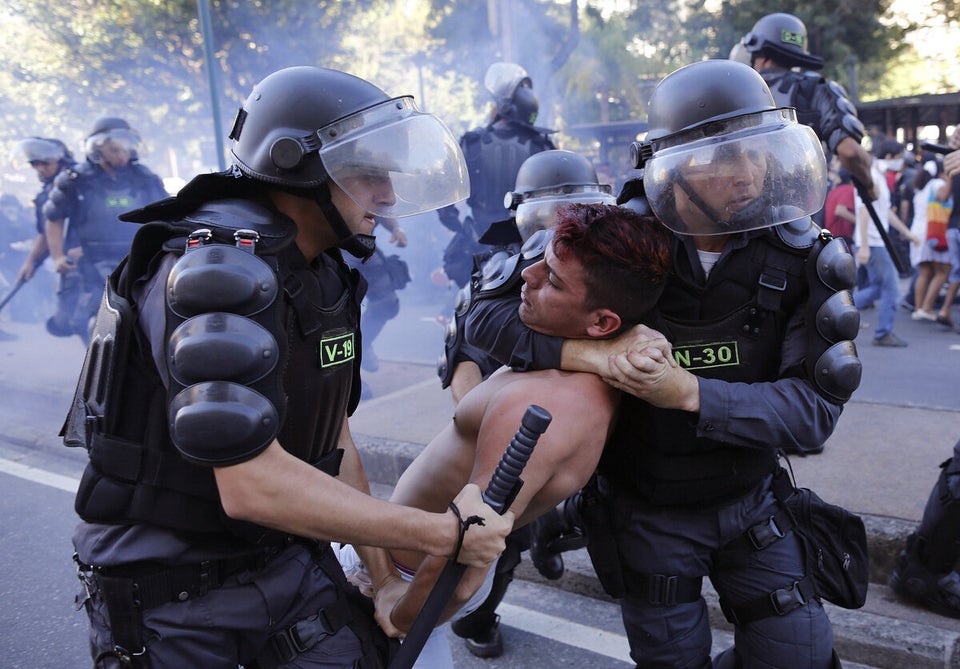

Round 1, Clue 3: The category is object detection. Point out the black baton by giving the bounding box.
[388,404,552,669]
[850,176,906,275]
[920,141,953,156]
[0,276,26,314]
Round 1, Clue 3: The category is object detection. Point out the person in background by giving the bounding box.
[436,62,556,289]
[43,117,168,341]
[852,139,920,347]
[6,137,77,334]
[909,157,953,323]
[823,167,856,249]
[344,216,410,398]
[932,129,960,332]
[735,12,878,204]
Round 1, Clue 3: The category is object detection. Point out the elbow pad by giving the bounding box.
[815,81,865,154]
[804,232,862,403]
[43,169,78,221]
[165,236,287,466]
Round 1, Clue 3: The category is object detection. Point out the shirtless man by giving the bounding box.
[366,202,673,658]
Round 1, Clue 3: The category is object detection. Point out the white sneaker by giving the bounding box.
[912,309,936,321]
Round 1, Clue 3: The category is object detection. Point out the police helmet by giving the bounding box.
[631,60,826,236]
[484,62,538,124]
[85,117,141,162]
[741,13,824,71]
[10,137,74,167]
[504,150,614,241]
[229,66,468,220]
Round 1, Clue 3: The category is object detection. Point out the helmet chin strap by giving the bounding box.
[312,182,377,260]
[674,171,768,231]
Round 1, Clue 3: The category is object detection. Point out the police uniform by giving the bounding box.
[464,221,858,667]
[43,158,167,337]
[68,182,391,668]
[438,121,555,287]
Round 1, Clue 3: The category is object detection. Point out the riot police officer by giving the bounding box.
[43,117,168,340]
[66,65,512,669]
[735,12,878,203]
[8,137,76,331]
[437,62,556,288]
[464,60,862,668]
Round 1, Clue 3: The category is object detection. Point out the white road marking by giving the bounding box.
[0,457,79,493]
[0,458,633,662]
[496,602,632,662]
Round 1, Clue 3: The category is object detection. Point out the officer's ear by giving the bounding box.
[587,309,622,339]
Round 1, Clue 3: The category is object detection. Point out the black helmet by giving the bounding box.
[85,117,141,162]
[10,137,74,167]
[503,150,614,240]
[632,60,826,236]
[741,13,824,71]
[229,66,468,220]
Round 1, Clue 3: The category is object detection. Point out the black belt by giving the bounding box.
[77,548,282,610]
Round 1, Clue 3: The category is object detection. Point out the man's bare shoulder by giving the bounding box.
[489,367,617,417]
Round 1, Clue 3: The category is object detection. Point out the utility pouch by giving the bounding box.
[773,464,869,609]
[580,475,626,599]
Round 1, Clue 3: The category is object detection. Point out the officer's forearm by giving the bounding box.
[45,219,66,259]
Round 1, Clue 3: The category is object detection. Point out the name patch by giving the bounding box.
[673,340,740,371]
[319,332,355,368]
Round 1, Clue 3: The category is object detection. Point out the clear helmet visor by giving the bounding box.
[86,128,140,157]
[643,112,826,236]
[319,97,469,219]
[10,138,65,165]
[515,189,615,241]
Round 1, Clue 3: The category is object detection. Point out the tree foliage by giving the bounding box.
[0,0,949,203]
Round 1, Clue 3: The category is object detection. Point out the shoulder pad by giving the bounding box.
[772,213,820,251]
[477,228,552,298]
[124,197,296,256]
[478,250,520,295]
[52,168,78,191]
[181,199,296,254]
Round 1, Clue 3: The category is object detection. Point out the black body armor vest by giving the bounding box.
[65,198,364,547]
[599,232,808,507]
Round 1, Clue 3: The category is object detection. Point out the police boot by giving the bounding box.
[529,507,565,580]
[889,534,960,619]
[450,611,502,659]
[529,493,588,581]
[890,452,960,618]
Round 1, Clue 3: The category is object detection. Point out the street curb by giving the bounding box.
[354,432,960,669]
[353,432,917,586]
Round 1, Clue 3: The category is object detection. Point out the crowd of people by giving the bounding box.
[2,9,958,669]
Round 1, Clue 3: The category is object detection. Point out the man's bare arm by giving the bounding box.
[214,438,512,567]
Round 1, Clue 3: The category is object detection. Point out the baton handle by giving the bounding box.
[920,141,953,156]
[388,405,552,669]
[0,276,26,313]
[850,176,906,275]
[482,404,552,512]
